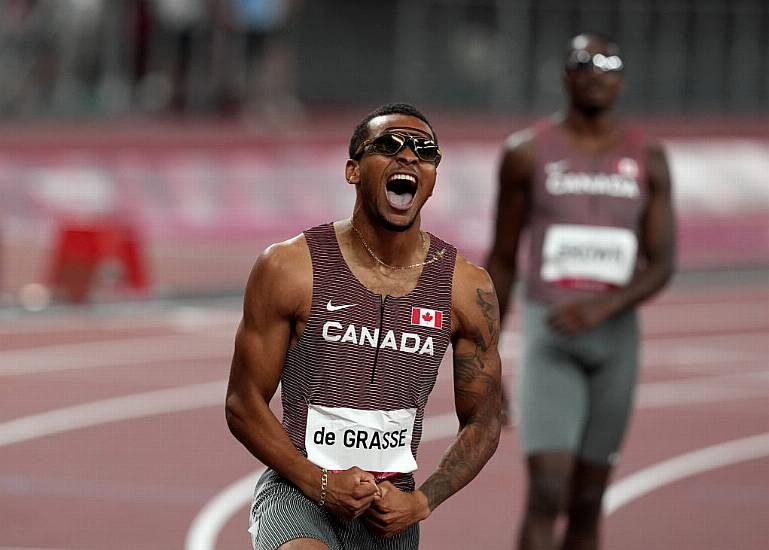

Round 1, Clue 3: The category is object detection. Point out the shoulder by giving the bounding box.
[245,232,312,314]
[503,127,535,153]
[451,252,498,331]
[623,122,667,166]
[499,125,540,183]
[502,127,536,161]
[253,233,310,280]
[641,138,672,193]
[503,116,561,156]
[453,252,494,290]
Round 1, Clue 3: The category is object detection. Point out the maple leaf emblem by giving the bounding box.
[422,312,433,322]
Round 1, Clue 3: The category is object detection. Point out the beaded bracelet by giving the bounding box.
[319,468,328,507]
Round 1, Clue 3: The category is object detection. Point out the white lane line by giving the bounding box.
[604,432,769,515]
[0,314,236,337]
[643,342,767,366]
[0,332,233,377]
[183,370,769,549]
[3,319,764,378]
[186,428,769,550]
[184,412,459,550]
[185,470,264,550]
[635,371,769,408]
[3,367,766,449]
[0,381,225,447]
[1,365,765,546]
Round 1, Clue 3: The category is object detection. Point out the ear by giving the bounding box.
[345,159,360,185]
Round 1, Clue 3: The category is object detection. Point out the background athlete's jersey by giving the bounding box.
[525,118,649,305]
[281,223,457,491]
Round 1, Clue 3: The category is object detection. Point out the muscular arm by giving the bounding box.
[596,141,676,316]
[484,131,535,325]
[418,260,503,511]
[224,239,323,499]
[226,238,381,517]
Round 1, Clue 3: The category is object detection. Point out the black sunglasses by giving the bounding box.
[566,50,624,73]
[353,132,442,165]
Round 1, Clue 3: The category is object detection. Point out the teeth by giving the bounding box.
[388,174,416,183]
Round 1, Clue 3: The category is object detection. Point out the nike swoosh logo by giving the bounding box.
[326,301,357,312]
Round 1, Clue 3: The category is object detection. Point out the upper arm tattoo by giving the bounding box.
[452,286,501,415]
[454,288,499,370]
[475,288,499,347]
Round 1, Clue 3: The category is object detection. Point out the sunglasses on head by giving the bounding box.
[566,50,624,73]
[354,131,442,165]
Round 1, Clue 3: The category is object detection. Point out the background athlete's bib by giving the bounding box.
[541,224,638,288]
[305,404,418,473]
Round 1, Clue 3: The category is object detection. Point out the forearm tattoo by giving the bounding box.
[420,286,501,511]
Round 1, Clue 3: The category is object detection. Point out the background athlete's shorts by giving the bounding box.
[249,469,419,550]
[517,300,640,464]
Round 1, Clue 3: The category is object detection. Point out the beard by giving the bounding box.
[572,95,612,117]
[375,210,416,232]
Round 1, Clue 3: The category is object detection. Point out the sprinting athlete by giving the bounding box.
[227,103,502,549]
[485,34,676,549]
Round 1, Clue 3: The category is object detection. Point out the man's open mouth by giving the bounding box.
[386,173,417,209]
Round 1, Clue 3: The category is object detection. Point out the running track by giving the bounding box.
[1,270,767,549]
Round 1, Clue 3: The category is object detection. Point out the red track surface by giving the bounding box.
[1,273,767,549]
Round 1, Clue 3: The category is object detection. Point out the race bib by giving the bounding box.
[541,225,638,288]
[305,404,418,474]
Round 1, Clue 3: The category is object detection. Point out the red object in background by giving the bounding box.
[49,220,149,303]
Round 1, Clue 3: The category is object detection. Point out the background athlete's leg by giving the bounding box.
[518,302,590,550]
[565,310,639,550]
[562,460,611,550]
[519,451,574,550]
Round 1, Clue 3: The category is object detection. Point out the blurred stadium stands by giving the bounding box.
[0,0,766,304]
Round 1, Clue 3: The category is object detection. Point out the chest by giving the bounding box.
[348,265,423,298]
[532,153,647,225]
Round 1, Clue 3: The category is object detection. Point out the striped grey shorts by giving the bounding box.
[249,469,419,550]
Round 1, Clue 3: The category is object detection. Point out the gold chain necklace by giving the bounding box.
[351,224,446,270]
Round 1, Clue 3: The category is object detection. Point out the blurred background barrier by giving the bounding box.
[0,0,766,118]
[0,0,766,303]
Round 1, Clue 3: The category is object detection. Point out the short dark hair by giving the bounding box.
[348,103,437,159]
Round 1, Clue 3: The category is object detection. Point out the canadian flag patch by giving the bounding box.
[411,307,443,329]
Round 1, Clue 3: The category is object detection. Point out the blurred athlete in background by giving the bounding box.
[486,34,675,550]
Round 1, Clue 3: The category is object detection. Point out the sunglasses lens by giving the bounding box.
[371,134,406,155]
[363,133,441,163]
[566,50,623,73]
[566,49,591,71]
[413,140,441,162]
[598,54,623,72]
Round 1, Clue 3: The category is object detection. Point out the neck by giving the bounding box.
[563,106,618,136]
[349,213,425,269]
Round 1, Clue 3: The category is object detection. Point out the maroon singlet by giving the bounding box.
[525,118,649,305]
[280,223,457,491]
